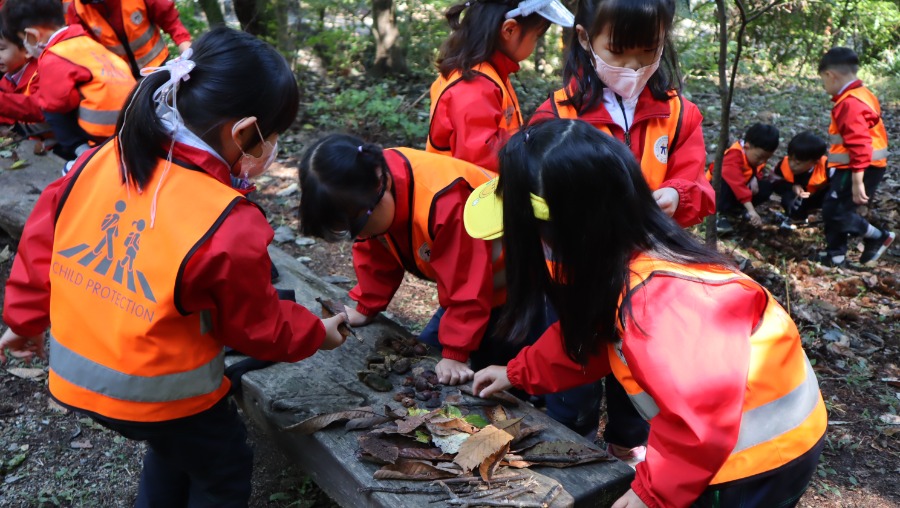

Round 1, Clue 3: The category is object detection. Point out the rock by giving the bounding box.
[276,183,299,197]
[6,368,45,380]
[322,275,351,284]
[273,225,296,244]
[0,140,65,238]
[295,236,316,247]
[296,256,312,264]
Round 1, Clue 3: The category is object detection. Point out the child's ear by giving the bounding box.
[575,24,591,52]
[500,19,520,42]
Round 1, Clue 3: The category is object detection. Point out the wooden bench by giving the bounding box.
[233,246,634,507]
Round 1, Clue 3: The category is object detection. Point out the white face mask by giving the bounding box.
[589,44,662,101]
[232,120,278,184]
[22,30,46,59]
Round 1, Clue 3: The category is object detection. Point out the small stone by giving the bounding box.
[296,256,312,264]
[415,378,429,392]
[273,225,295,244]
[360,372,392,392]
[413,344,428,356]
[295,236,316,247]
[275,182,299,197]
[391,358,411,374]
[401,397,417,408]
[322,275,351,284]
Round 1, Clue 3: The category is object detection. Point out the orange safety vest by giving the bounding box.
[610,255,827,484]
[779,156,828,193]
[552,88,683,191]
[380,148,505,306]
[706,141,763,183]
[426,63,523,155]
[76,0,169,74]
[828,86,889,168]
[48,141,246,422]
[43,34,135,139]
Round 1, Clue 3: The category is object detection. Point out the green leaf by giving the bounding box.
[408,408,429,417]
[415,430,431,444]
[269,492,293,501]
[463,414,490,429]
[9,159,28,170]
[444,405,462,419]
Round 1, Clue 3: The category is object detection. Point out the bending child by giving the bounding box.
[713,122,779,232]
[470,119,826,508]
[772,131,829,229]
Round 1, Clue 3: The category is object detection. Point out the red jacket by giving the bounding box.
[427,51,520,172]
[29,25,98,116]
[0,59,43,124]
[4,141,325,363]
[830,80,885,172]
[67,0,191,46]
[349,150,494,363]
[506,262,785,507]
[720,141,764,204]
[531,87,715,227]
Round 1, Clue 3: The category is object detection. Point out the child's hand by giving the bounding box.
[472,365,511,398]
[749,177,760,195]
[851,172,868,204]
[435,358,474,385]
[652,187,679,217]
[343,305,374,327]
[0,328,46,364]
[747,209,762,227]
[320,314,348,350]
[178,41,192,54]
[793,185,810,199]
[611,489,649,508]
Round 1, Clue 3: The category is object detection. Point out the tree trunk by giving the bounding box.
[705,0,730,248]
[370,0,408,76]
[197,0,225,26]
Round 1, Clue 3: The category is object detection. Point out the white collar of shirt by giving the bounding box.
[836,80,855,96]
[157,104,229,167]
[47,26,70,46]
[601,88,640,133]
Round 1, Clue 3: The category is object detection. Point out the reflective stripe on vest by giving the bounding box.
[426,63,523,155]
[551,88,682,191]
[827,86,889,168]
[48,140,241,422]
[611,255,826,483]
[779,156,828,193]
[44,35,135,138]
[380,148,503,305]
[76,0,169,73]
[50,336,225,403]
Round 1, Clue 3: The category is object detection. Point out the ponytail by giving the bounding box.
[299,134,388,241]
[116,72,173,189]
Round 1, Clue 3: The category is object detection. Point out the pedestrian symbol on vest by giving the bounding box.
[56,200,156,303]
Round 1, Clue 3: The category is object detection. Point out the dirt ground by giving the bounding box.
[1,74,898,507]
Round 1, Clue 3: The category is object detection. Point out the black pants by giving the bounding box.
[717,179,774,216]
[822,168,886,257]
[43,110,91,161]
[91,397,253,507]
[692,436,824,508]
[772,180,826,220]
[603,375,650,448]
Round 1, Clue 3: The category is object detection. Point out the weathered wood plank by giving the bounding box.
[0,140,65,239]
[231,246,633,508]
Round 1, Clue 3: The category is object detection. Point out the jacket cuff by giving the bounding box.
[506,356,526,389]
[354,302,382,317]
[440,346,470,363]
[630,478,661,508]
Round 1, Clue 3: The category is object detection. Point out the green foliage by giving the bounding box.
[305,83,428,146]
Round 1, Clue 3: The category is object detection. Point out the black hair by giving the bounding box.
[818,47,859,75]
[298,133,388,241]
[744,123,779,153]
[0,23,24,48]
[787,131,827,161]
[561,0,681,114]
[1,0,65,35]
[436,0,549,80]
[116,26,299,189]
[496,119,730,364]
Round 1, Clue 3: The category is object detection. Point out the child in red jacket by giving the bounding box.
[0,25,52,143]
[470,119,825,508]
[772,131,829,229]
[531,0,715,229]
[817,47,894,266]
[67,0,192,78]
[427,0,574,171]
[714,122,779,232]
[2,0,136,161]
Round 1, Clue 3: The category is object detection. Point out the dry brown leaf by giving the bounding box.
[6,368,45,380]
[358,435,399,464]
[373,460,456,481]
[395,409,441,434]
[486,405,510,424]
[345,415,394,431]
[512,424,546,445]
[453,424,514,473]
[521,440,609,467]
[282,408,378,433]
[397,447,453,461]
[479,442,510,482]
[501,459,533,468]
[426,418,478,436]
[494,417,524,439]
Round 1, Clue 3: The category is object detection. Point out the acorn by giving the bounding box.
[414,378,429,392]
[399,387,416,397]
[401,397,417,408]
[360,372,392,392]
[413,344,428,356]
[393,393,407,402]
[391,358,411,374]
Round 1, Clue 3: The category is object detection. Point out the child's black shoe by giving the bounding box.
[860,230,895,265]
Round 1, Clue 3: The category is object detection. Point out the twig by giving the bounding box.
[446,499,542,508]
[358,485,443,495]
[437,480,461,502]
[458,478,534,501]
[782,258,791,315]
[400,88,430,113]
[520,454,609,463]
[539,485,562,508]
[435,473,528,485]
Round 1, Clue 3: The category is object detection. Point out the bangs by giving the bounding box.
[592,0,674,52]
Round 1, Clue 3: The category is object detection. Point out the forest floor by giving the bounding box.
[0,71,897,507]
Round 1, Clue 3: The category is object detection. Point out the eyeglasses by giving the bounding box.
[348,170,389,238]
